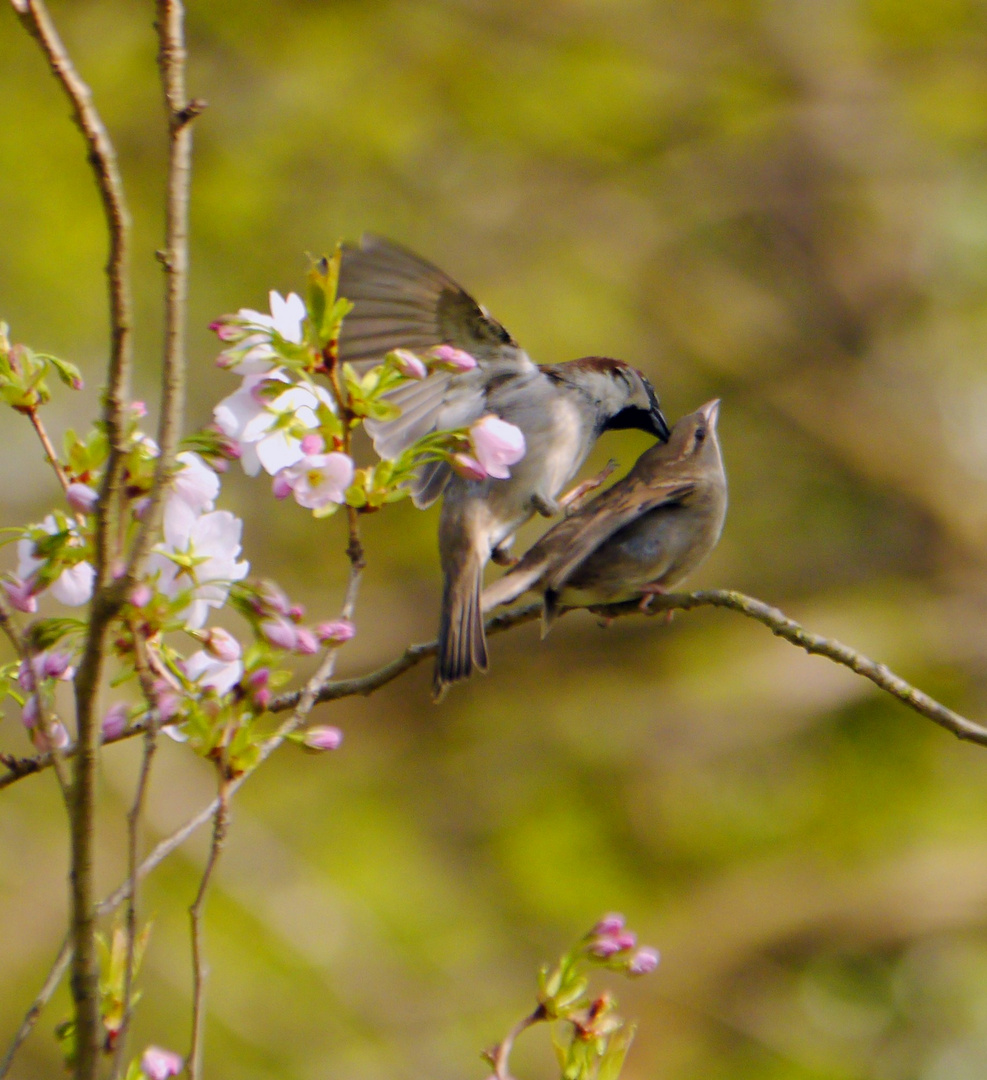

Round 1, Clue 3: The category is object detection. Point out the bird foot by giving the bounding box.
[491,548,519,567]
[638,584,670,617]
[560,459,619,516]
[531,493,561,518]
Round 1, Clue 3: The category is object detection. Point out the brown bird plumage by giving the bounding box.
[481,400,727,634]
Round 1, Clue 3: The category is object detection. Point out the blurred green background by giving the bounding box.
[4,0,987,1077]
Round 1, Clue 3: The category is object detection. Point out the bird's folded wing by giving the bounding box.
[545,480,696,592]
[337,235,526,365]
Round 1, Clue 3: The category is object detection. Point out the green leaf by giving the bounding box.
[597,1024,636,1080]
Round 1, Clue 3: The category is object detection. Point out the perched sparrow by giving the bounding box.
[482,400,726,634]
[337,236,671,697]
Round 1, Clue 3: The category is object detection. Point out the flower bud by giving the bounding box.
[593,914,625,936]
[42,651,75,680]
[430,344,478,372]
[628,947,660,975]
[130,583,154,608]
[201,627,242,663]
[315,619,356,644]
[66,482,99,514]
[261,617,298,650]
[101,703,129,741]
[294,627,319,655]
[272,471,293,499]
[302,725,343,751]
[300,433,325,455]
[390,348,428,380]
[4,577,37,614]
[451,453,487,482]
[141,1045,184,1080]
[21,694,38,728]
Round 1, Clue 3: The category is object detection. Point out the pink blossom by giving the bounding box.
[294,627,319,655]
[390,348,428,380]
[130,583,154,608]
[31,720,69,752]
[315,619,355,644]
[469,415,526,480]
[276,452,354,511]
[261,617,298,650]
[302,725,343,751]
[213,291,307,375]
[450,453,487,482]
[50,562,96,606]
[101,703,129,740]
[300,433,324,455]
[151,680,183,723]
[185,650,243,696]
[42,651,74,680]
[272,472,292,499]
[593,914,625,936]
[3,576,37,613]
[141,1046,184,1080]
[171,452,220,514]
[66,483,99,514]
[431,344,478,372]
[213,372,290,476]
[200,627,241,663]
[628,947,660,975]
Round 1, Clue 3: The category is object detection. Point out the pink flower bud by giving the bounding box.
[593,914,625,936]
[469,415,526,480]
[152,680,183,723]
[43,651,75,680]
[32,720,69,752]
[315,619,356,644]
[101,702,129,740]
[612,931,637,951]
[130,583,154,608]
[21,694,38,728]
[201,627,241,663]
[628,947,660,975]
[66,483,99,514]
[248,668,270,689]
[131,401,148,418]
[451,453,488,482]
[589,937,623,958]
[300,433,325,455]
[302,725,343,751]
[141,1045,184,1080]
[294,627,319,655]
[288,604,305,622]
[272,471,293,499]
[390,348,428,379]
[261,617,298,650]
[4,577,37,614]
[431,344,478,372]
[253,687,271,710]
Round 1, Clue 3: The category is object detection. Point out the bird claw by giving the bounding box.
[491,548,518,567]
[560,459,619,516]
[531,493,561,517]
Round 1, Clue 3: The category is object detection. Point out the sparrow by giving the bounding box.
[481,399,726,635]
[337,236,671,698]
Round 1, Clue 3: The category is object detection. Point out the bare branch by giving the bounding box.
[124,0,203,583]
[483,1006,546,1080]
[188,783,229,1080]
[10,3,135,1072]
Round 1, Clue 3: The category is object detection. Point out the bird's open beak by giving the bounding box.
[699,399,721,428]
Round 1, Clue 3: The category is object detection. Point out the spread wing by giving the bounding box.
[337,237,536,503]
[337,235,524,365]
[543,479,696,592]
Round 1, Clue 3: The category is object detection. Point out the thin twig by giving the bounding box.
[0,934,72,1080]
[483,1006,546,1080]
[109,628,161,1080]
[24,406,73,497]
[187,782,230,1080]
[10,4,135,1073]
[123,0,204,585]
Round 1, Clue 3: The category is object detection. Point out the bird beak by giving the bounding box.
[651,403,672,442]
[699,399,721,428]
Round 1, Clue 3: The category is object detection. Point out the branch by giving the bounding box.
[10,4,135,1073]
[124,0,204,584]
[187,783,229,1080]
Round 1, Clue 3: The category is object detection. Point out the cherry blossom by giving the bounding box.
[147,500,249,630]
[185,649,243,696]
[389,348,428,380]
[66,482,99,514]
[302,725,343,751]
[171,451,220,513]
[274,451,354,511]
[140,1046,184,1080]
[211,291,306,374]
[17,516,95,607]
[469,415,526,480]
[431,344,478,372]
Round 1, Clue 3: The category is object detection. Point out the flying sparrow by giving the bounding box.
[337,236,672,697]
[482,399,726,635]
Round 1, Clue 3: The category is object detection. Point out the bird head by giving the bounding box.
[567,357,671,441]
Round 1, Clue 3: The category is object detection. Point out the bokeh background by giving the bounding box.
[4,0,987,1077]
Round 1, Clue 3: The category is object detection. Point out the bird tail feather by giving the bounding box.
[433,554,488,701]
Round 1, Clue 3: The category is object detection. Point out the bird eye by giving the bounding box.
[694,426,706,443]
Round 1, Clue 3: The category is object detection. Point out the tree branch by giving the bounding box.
[10,4,135,1073]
